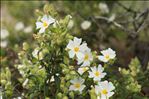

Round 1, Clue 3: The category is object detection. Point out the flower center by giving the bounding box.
[102,89,108,95]
[84,54,89,60]
[43,22,48,27]
[74,83,81,88]
[74,47,79,52]
[94,71,100,77]
[83,67,87,72]
[105,54,110,60]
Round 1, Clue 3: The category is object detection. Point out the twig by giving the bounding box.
[94,16,134,35]
[136,8,149,33]
[116,2,139,14]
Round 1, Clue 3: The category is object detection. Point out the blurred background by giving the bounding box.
[0,0,149,98]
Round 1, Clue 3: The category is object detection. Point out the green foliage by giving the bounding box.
[0,67,13,98]
[112,57,148,99]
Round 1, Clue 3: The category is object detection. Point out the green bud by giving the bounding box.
[6,82,11,86]
[6,69,11,78]
[43,4,50,14]
[60,64,66,68]
[45,97,50,99]
[63,68,69,74]
[65,75,71,80]
[89,87,97,99]
[23,42,29,50]
[1,80,6,85]
[60,84,64,89]
[63,87,68,93]
[57,92,63,99]
[69,91,74,98]
[6,90,13,96]
[66,82,70,87]
[70,71,76,75]
[18,51,25,58]
[64,57,69,64]
[69,66,74,69]
[62,96,68,99]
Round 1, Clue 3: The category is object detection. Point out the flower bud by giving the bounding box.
[70,71,76,75]
[69,66,74,69]
[63,68,69,74]
[60,84,64,89]
[1,79,6,85]
[65,75,71,80]
[18,51,25,58]
[62,96,68,99]
[57,92,63,99]
[63,87,68,93]
[69,91,74,98]
[23,42,29,51]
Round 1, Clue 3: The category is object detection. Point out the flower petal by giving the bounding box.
[36,22,43,29]
[67,40,74,49]
[82,61,90,66]
[79,85,85,93]
[98,55,108,62]
[74,37,82,46]
[68,50,75,58]
[80,43,88,52]
[41,15,48,22]
[107,92,114,97]
[76,52,84,60]
[39,27,45,33]
[69,85,75,91]
[47,16,55,24]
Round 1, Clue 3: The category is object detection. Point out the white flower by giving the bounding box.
[0,41,8,48]
[17,97,22,99]
[17,64,24,69]
[68,15,72,19]
[19,71,25,76]
[108,14,116,22]
[69,77,86,93]
[98,48,116,62]
[77,48,93,66]
[15,22,24,31]
[78,67,89,75]
[95,81,115,99]
[23,26,32,33]
[66,37,88,59]
[22,78,29,87]
[67,20,74,29]
[81,20,91,30]
[99,3,109,14]
[32,48,43,60]
[88,64,106,81]
[1,29,9,39]
[36,15,55,33]
[0,93,2,99]
[12,97,22,99]
[50,76,55,82]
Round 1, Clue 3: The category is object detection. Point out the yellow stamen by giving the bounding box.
[74,47,79,52]
[74,83,81,88]
[102,89,108,94]
[105,54,110,60]
[94,71,100,76]
[84,54,89,60]
[43,22,48,27]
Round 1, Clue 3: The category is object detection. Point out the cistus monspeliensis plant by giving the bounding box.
[1,4,148,99]
[13,4,116,99]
